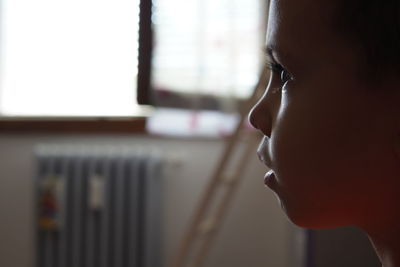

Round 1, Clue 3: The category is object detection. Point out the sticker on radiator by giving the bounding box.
[38,175,64,230]
[89,174,105,211]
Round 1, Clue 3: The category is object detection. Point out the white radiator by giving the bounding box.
[34,145,164,267]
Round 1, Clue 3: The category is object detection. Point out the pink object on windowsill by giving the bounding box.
[146,108,239,138]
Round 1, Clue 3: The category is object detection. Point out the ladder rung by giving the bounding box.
[221,174,236,185]
[197,217,217,235]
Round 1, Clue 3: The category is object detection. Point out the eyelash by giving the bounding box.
[265,61,293,90]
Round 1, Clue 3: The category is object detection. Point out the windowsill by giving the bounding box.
[0,106,154,134]
[0,116,148,134]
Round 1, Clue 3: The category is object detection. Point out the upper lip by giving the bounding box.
[257,137,272,169]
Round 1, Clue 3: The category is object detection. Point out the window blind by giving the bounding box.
[152,0,265,99]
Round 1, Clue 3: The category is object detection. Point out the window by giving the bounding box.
[0,0,142,116]
[0,0,266,117]
[150,0,266,110]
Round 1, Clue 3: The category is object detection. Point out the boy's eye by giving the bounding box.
[280,69,292,84]
[266,61,292,88]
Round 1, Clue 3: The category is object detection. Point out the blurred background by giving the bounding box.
[0,0,380,266]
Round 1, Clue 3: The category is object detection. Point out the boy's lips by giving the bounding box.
[264,169,276,186]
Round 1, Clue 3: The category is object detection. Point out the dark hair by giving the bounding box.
[336,0,400,81]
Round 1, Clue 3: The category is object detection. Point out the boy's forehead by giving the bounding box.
[267,0,339,54]
[270,0,337,12]
[268,0,337,29]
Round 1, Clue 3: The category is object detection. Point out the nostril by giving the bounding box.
[248,104,272,137]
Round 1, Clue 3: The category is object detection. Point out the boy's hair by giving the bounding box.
[336,0,400,81]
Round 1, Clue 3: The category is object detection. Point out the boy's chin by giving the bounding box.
[282,205,352,229]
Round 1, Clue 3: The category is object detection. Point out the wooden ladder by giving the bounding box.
[169,67,270,267]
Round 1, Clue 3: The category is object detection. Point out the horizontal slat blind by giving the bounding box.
[152,0,264,99]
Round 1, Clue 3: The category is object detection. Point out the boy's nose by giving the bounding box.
[248,98,272,138]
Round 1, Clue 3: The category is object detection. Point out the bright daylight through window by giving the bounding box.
[0,0,140,116]
[0,0,264,117]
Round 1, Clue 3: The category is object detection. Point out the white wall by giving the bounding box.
[0,133,294,267]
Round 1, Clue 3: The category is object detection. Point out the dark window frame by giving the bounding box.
[137,0,153,105]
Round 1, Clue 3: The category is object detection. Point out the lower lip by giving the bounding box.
[264,170,276,186]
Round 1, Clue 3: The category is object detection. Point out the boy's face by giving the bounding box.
[249,0,400,229]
